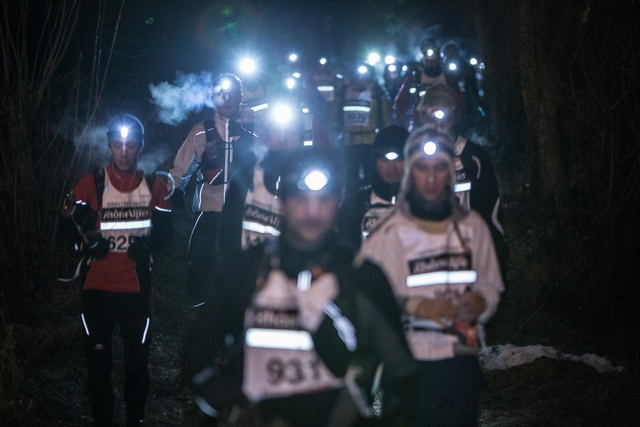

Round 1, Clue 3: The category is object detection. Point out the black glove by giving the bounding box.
[72,202,97,234]
[128,235,152,263]
[170,188,185,210]
[86,234,109,259]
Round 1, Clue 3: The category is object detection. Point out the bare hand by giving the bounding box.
[414,298,458,327]
[457,291,486,322]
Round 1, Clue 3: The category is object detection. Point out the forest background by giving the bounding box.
[1,0,638,425]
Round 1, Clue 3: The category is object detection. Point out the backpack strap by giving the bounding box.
[92,168,105,210]
[204,118,223,143]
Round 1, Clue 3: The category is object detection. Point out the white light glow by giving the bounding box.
[319,57,327,65]
[448,63,457,71]
[288,53,298,63]
[423,141,437,156]
[434,110,445,120]
[470,57,478,66]
[220,78,232,91]
[385,55,396,65]
[239,57,257,74]
[273,104,293,124]
[119,126,129,139]
[385,152,399,161]
[367,52,381,65]
[304,170,329,191]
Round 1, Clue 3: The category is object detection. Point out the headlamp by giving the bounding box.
[387,64,397,73]
[119,126,129,139]
[288,53,298,63]
[384,151,400,161]
[423,141,438,156]
[408,137,454,159]
[367,52,381,66]
[469,57,478,66]
[301,170,329,191]
[285,76,297,90]
[425,48,435,58]
[448,62,458,71]
[357,65,368,75]
[272,103,293,125]
[239,57,256,74]
[319,57,328,65]
[385,55,396,65]
[220,78,233,92]
[433,109,446,120]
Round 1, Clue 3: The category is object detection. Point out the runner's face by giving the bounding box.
[410,156,450,201]
[283,192,337,248]
[109,139,140,172]
[216,90,242,119]
[375,157,404,184]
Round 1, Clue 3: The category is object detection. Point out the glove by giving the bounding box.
[72,202,97,234]
[86,233,109,259]
[128,235,151,263]
[170,188,185,210]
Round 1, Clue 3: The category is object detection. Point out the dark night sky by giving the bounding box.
[78,0,477,100]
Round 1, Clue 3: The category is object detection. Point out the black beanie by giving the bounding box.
[373,125,409,160]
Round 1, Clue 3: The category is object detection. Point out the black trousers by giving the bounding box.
[416,356,485,427]
[186,211,221,303]
[82,290,151,426]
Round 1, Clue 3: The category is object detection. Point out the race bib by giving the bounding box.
[99,171,152,253]
[343,101,371,127]
[242,270,342,402]
[243,331,342,402]
[241,166,283,250]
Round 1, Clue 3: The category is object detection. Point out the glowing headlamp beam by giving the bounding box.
[303,170,329,191]
[119,126,129,139]
[220,78,233,91]
[423,141,437,156]
[273,104,293,124]
[239,57,256,74]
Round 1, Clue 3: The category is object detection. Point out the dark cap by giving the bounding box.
[373,125,409,160]
[279,147,344,200]
[106,113,144,148]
